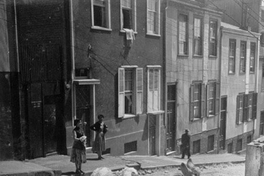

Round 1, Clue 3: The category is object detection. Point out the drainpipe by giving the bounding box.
[218,26,223,153]
[69,0,76,123]
[14,0,19,72]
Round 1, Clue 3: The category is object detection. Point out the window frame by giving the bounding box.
[209,19,217,57]
[118,66,143,118]
[260,111,264,135]
[236,93,244,124]
[178,13,188,56]
[146,0,160,36]
[190,81,205,121]
[193,16,203,56]
[206,81,220,117]
[147,66,161,113]
[239,41,247,74]
[262,63,264,92]
[249,42,256,73]
[91,0,112,31]
[228,39,236,74]
[120,0,137,32]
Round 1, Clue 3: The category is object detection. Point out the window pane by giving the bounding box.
[209,20,217,56]
[125,70,133,91]
[250,43,256,72]
[123,9,132,29]
[94,5,106,27]
[229,40,236,73]
[149,69,154,90]
[168,84,176,101]
[122,0,132,8]
[240,41,246,73]
[154,69,159,90]
[179,14,187,55]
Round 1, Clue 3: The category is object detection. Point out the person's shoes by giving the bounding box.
[75,169,80,174]
[98,156,104,160]
[79,170,85,174]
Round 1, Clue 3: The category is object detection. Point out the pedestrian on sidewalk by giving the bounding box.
[181,129,191,159]
[70,119,87,174]
[90,114,108,160]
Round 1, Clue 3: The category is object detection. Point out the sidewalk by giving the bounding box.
[0,153,245,176]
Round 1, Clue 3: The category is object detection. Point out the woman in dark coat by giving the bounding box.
[90,114,108,159]
[70,119,86,174]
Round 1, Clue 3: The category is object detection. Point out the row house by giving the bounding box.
[220,22,259,153]
[70,0,166,156]
[1,0,167,159]
[165,0,222,154]
[214,0,263,153]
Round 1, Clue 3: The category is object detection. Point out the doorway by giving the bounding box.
[27,82,63,158]
[166,83,176,153]
[219,96,227,150]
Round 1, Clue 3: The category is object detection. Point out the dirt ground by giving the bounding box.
[137,163,245,176]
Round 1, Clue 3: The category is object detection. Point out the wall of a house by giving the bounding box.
[166,1,221,154]
[71,0,165,155]
[221,28,257,152]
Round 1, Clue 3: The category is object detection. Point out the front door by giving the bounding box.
[75,85,92,147]
[219,96,227,150]
[166,84,176,153]
[149,114,156,155]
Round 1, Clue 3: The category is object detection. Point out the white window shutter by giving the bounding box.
[118,68,125,118]
[136,68,143,114]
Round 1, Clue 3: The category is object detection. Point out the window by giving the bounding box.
[228,39,236,74]
[91,0,111,30]
[208,135,214,151]
[262,64,264,92]
[148,67,161,112]
[209,20,217,56]
[118,67,143,118]
[147,0,160,35]
[190,82,205,120]
[261,9,264,22]
[178,14,188,55]
[193,140,200,154]
[250,42,256,73]
[193,17,203,56]
[207,81,220,116]
[236,139,242,152]
[227,142,233,153]
[236,92,257,123]
[124,141,137,154]
[236,93,244,124]
[247,135,252,144]
[120,0,136,31]
[239,41,246,74]
[260,111,264,135]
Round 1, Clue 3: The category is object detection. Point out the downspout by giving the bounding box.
[69,0,76,123]
[14,0,19,72]
[163,0,168,155]
[218,26,223,153]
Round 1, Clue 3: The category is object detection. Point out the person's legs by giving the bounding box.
[187,147,191,159]
[181,146,186,159]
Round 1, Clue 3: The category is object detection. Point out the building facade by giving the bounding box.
[165,0,222,155]
[220,22,259,153]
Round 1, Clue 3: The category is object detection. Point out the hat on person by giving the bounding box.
[185,129,189,133]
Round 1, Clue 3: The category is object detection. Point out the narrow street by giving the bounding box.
[136,163,245,176]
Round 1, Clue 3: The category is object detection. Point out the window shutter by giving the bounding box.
[206,84,210,117]
[201,83,206,118]
[243,94,248,122]
[190,84,194,121]
[118,68,125,118]
[136,68,143,114]
[236,95,240,125]
[252,92,258,119]
[215,82,220,115]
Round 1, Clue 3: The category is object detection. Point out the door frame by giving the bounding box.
[219,96,227,151]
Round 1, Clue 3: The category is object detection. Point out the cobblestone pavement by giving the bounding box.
[137,163,245,176]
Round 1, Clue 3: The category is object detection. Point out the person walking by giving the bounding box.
[70,119,87,174]
[181,129,191,159]
[90,114,108,160]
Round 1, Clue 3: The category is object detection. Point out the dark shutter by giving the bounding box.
[201,83,206,118]
[243,94,249,122]
[206,84,210,117]
[190,84,194,121]
[236,95,240,125]
[252,93,258,119]
[215,82,220,115]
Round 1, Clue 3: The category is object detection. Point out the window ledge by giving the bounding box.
[208,114,215,118]
[120,29,138,34]
[123,114,136,119]
[178,55,189,58]
[147,110,165,115]
[193,55,203,58]
[91,26,112,32]
[192,118,202,121]
[209,56,217,59]
[146,33,161,37]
